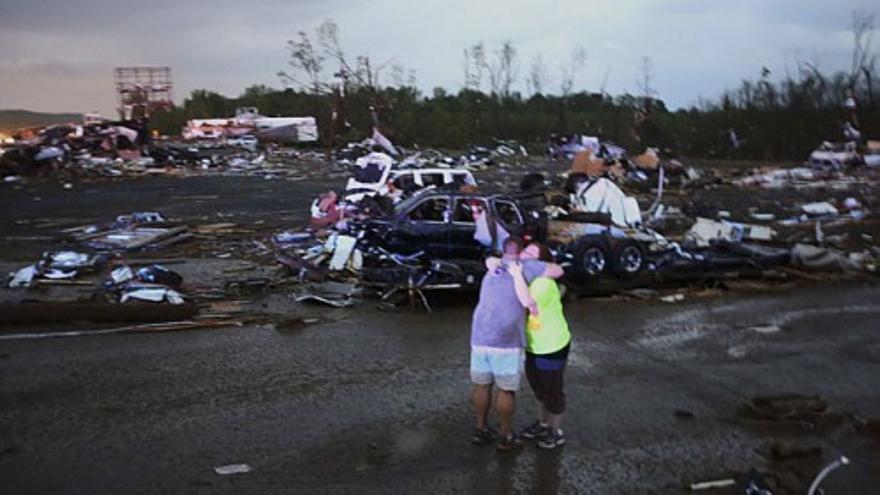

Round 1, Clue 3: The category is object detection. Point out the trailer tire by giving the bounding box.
[613,241,645,278]
[572,238,610,280]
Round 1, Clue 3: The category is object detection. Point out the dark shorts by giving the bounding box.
[525,343,570,415]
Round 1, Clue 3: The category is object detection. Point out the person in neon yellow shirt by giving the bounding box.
[509,242,571,449]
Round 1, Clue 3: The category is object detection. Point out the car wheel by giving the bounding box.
[614,242,645,278]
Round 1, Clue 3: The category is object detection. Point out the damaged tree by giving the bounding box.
[527,54,549,96]
[558,47,587,98]
[636,56,656,108]
[557,47,587,129]
[279,19,417,146]
[462,42,486,92]
[279,31,327,97]
[471,40,519,98]
[850,10,876,102]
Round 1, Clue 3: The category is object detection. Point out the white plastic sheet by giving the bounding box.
[570,178,642,228]
[120,287,185,304]
[328,235,357,271]
[8,265,38,288]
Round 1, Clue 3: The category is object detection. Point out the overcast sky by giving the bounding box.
[1,0,877,117]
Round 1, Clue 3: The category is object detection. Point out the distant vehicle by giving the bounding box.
[226,135,258,151]
[806,141,860,169]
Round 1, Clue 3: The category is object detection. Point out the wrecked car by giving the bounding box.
[352,189,539,260]
[349,188,654,284]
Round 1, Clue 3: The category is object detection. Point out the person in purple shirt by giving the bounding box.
[470,236,564,450]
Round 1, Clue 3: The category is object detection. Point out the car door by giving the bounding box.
[392,195,451,257]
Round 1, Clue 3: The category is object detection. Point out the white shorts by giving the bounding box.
[470,346,524,392]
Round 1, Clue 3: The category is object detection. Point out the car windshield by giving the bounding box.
[394,190,433,215]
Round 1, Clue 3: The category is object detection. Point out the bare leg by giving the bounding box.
[472,384,492,429]
[539,403,550,424]
[496,390,516,436]
[547,412,564,431]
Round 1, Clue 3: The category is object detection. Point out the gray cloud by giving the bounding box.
[1,0,877,117]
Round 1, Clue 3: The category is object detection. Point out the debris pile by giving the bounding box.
[248,130,878,309]
[2,123,878,316]
[1,119,154,178]
[5,212,192,307]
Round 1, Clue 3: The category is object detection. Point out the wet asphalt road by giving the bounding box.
[1,283,879,493]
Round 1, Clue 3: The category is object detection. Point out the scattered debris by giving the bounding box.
[213,463,253,476]
[2,123,878,320]
[801,201,838,216]
[749,325,781,334]
[661,293,686,303]
[689,478,735,491]
[294,282,361,308]
[791,244,871,272]
[685,217,775,247]
[674,409,696,420]
[120,286,185,304]
[807,456,849,495]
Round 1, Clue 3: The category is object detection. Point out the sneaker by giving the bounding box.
[496,433,525,452]
[537,429,565,450]
[472,426,498,445]
[520,420,551,440]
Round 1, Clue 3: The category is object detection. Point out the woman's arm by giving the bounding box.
[541,262,565,279]
[508,261,539,315]
[485,256,502,271]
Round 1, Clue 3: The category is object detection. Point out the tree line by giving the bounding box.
[151,15,878,162]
